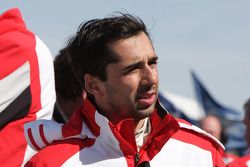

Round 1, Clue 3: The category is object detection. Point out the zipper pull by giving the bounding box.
[135,152,151,167]
[135,152,140,164]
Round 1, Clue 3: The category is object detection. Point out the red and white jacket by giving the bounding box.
[25,99,225,167]
[0,8,55,166]
[227,155,250,167]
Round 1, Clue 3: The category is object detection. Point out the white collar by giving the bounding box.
[135,117,151,151]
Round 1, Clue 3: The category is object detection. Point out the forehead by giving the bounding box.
[108,32,155,63]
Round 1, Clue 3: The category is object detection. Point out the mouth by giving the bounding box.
[135,93,156,109]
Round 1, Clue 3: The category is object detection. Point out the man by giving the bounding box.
[25,13,225,167]
[53,48,85,122]
[200,115,223,140]
[200,115,238,164]
[227,98,250,167]
[0,8,56,166]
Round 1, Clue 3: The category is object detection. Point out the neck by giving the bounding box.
[92,97,148,131]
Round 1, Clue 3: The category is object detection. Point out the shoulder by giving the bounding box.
[173,118,224,152]
[227,155,250,167]
[25,138,94,167]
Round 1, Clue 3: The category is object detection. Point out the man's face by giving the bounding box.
[200,116,222,140]
[96,32,159,123]
[243,104,250,146]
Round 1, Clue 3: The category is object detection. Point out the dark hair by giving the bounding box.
[54,49,83,100]
[66,13,150,87]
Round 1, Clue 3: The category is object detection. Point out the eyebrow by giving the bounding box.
[148,56,158,64]
[123,55,158,73]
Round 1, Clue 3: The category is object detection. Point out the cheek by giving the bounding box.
[122,75,141,89]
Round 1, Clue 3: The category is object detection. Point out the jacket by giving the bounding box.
[25,98,225,167]
[0,8,56,166]
[227,155,250,167]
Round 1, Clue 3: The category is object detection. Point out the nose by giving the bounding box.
[140,64,158,85]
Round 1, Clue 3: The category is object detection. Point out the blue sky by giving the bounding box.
[1,0,249,111]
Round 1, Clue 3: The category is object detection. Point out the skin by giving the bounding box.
[200,115,222,140]
[243,101,250,146]
[85,32,159,131]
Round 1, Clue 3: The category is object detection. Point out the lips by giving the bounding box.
[136,93,156,108]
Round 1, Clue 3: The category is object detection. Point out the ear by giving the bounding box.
[84,74,103,96]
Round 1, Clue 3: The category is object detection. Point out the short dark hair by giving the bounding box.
[54,49,83,100]
[66,13,150,87]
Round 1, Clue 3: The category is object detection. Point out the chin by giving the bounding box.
[137,105,155,118]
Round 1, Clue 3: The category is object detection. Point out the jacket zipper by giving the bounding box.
[135,152,140,165]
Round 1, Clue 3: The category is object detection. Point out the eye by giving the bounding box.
[124,67,140,75]
[123,62,142,75]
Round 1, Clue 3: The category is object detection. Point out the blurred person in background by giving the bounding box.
[200,114,238,165]
[227,98,250,167]
[23,48,86,156]
[53,48,85,123]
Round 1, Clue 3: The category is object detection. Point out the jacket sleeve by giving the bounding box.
[0,8,56,166]
[0,8,56,128]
